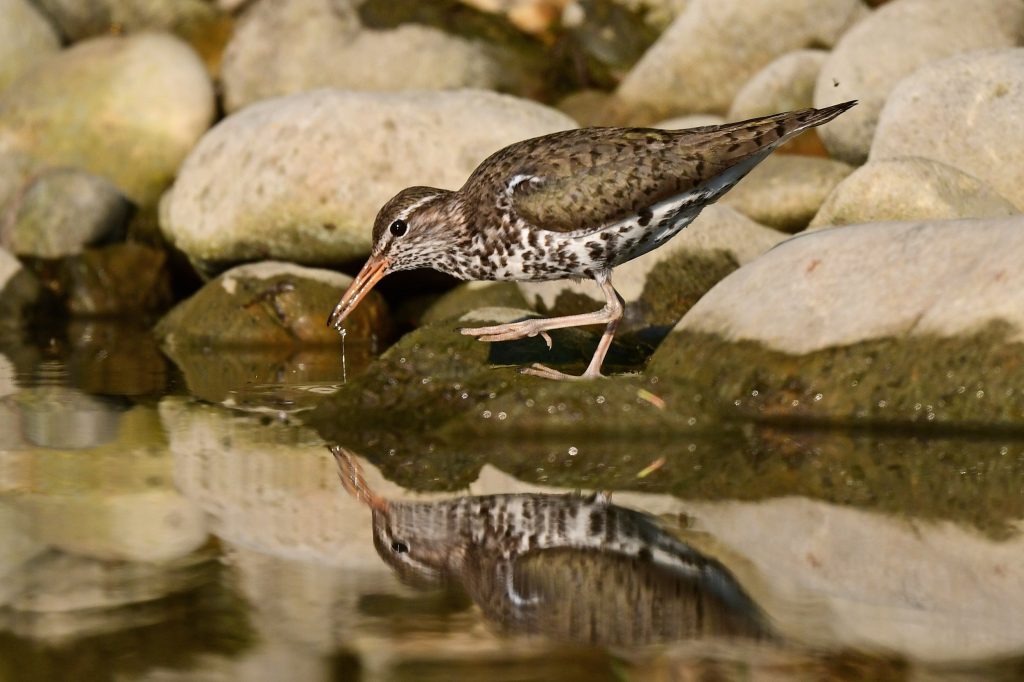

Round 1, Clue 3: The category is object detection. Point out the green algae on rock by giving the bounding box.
[420,282,529,326]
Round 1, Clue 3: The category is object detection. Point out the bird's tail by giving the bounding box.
[715,100,858,149]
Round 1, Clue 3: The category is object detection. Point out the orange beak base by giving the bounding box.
[328,255,389,331]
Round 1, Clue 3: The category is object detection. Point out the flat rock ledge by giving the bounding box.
[650,217,1024,430]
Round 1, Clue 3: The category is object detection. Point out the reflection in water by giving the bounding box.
[331,445,769,647]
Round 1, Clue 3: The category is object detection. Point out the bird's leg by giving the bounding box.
[459,274,625,380]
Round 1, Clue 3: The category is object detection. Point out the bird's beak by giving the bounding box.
[328,254,389,330]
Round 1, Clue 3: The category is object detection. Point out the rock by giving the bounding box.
[815,0,1024,164]
[617,0,866,118]
[161,89,575,267]
[651,217,1024,428]
[1,168,130,258]
[420,282,528,326]
[0,0,60,93]
[156,261,390,349]
[29,0,229,70]
[517,205,787,338]
[722,155,854,232]
[870,49,1024,212]
[56,243,173,316]
[0,33,215,206]
[810,157,1019,228]
[728,49,828,121]
[0,246,39,330]
[221,0,506,113]
[653,114,725,130]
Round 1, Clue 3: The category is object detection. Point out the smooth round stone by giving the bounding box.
[0,33,215,205]
[815,0,1024,164]
[810,157,1018,228]
[870,48,1024,212]
[155,261,390,349]
[653,114,725,130]
[221,0,505,113]
[722,154,854,232]
[617,0,865,118]
[728,49,828,121]
[161,89,575,266]
[0,0,60,92]
[3,168,129,258]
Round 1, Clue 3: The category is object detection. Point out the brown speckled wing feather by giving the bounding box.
[465,102,855,234]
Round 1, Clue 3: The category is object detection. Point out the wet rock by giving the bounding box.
[1,168,130,258]
[162,89,574,267]
[722,155,854,232]
[55,242,173,316]
[810,157,1019,228]
[651,217,1024,428]
[870,49,1024,212]
[420,282,528,326]
[222,0,508,113]
[0,33,215,205]
[617,0,866,118]
[728,49,828,121]
[517,206,786,339]
[815,0,1024,164]
[0,246,39,329]
[0,0,60,93]
[156,261,389,350]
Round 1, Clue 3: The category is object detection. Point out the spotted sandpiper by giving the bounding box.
[329,101,856,380]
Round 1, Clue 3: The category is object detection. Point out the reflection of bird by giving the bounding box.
[328,101,856,379]
[330,445,768,644]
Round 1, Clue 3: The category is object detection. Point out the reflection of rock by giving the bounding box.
[12,387,123,450]
[468,465,1024,664]
[0,549,254,672]
[65,321,169,397]
[163,397,385,562]
[0,502,46,607]
[0,246,39,331]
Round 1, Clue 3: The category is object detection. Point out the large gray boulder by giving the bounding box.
[871,48,1024,212]
[810,157,1018,228]
[815,0,1024,164]
[617,0,866,118]
[161,89,575,267]
[0,33,215,206]
[651,217,1024,428]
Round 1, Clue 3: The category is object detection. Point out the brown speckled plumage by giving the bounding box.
[331,101,857,379]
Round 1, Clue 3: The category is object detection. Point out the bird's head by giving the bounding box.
[328,186,455,330]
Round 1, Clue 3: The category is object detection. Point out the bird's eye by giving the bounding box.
[389,219,408,237]
[391,540,409,554]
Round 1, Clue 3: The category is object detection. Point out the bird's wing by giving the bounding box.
[496,103,854,234]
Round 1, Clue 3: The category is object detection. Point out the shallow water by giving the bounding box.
[2,325,1024,682]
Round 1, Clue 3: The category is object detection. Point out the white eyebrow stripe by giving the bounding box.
[398,192,442,221]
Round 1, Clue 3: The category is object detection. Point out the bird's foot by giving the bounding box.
[519,363,604,381]
[459,320,554,349]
